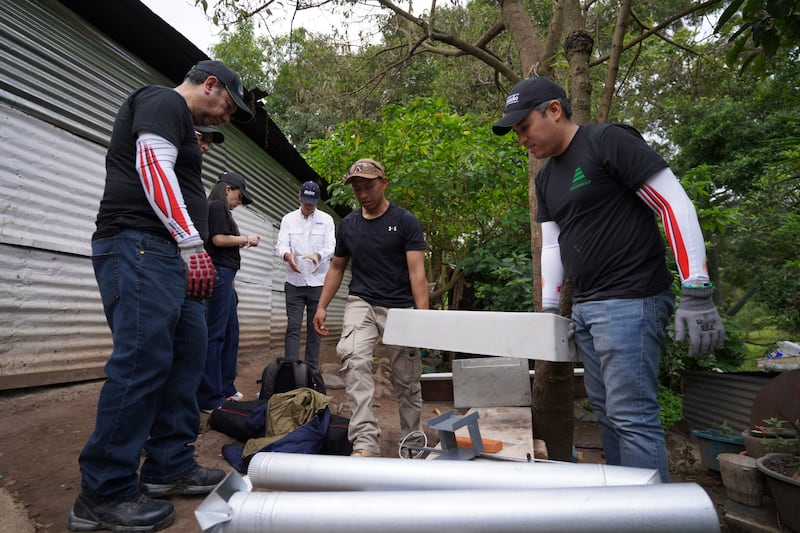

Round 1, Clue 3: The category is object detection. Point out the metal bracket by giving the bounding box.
[426,409,484,460]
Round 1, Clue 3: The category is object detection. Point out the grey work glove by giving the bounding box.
[675,286,725,357]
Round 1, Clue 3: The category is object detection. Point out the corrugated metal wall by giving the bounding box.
[683,371,774,433]
[0,0,345,390]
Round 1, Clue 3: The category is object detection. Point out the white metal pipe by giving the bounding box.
[247,451,661,491]
[214,485,719,533]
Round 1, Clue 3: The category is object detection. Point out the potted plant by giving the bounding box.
[757,453,800,531]
[691,421,746,471]
[742,417,799,458]
[755,419,800,531]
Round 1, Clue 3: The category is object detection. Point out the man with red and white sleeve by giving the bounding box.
[69,60,252,532]
[493,77,724,483]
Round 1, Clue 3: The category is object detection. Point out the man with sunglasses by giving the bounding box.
[313,158,429,457]
[69,60,252,532]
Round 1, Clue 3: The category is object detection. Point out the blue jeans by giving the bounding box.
[572,292,675,482]
[79,230,207,499]
[197,266,239,409]
[284,282,322,368]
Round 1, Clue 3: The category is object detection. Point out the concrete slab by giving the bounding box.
[722,497,782,532]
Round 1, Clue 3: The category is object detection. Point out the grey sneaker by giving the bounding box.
[67,491,174,532]
[140,466,225,497]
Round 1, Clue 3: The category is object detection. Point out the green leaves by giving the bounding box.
[305,97,530,308]
[713,0,800,74]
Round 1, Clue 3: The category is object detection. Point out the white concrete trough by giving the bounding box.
[382,309,578,363]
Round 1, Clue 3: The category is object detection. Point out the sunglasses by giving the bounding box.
[348,161,384,175]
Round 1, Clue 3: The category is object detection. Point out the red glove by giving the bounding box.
[179,243,216,299]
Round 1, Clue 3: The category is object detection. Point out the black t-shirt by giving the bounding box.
[205,200,241,270]
[335,203,426,308]
[536,123,673,301]
[94,86,207,242]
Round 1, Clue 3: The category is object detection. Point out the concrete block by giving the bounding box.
[453,357,531,408]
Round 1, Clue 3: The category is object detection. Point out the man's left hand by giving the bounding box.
[675,286,725,357]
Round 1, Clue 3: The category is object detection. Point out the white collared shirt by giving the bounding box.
[275,207,336,287]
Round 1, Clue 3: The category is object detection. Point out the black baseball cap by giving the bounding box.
[192,60,253,121]
[218,171,254,205]
[194,125,224,144]
[299,181,321,204]
[492,77,567,135]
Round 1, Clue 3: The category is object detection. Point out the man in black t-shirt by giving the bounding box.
[493,77,724,482]
[69,60,252,532]
[313,158,429,457]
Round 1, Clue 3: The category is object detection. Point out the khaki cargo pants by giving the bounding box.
[336,296,423,455]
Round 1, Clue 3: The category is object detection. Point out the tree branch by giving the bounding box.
[376,0,517,80]
[589,0,722,68]
[598,0,631,123]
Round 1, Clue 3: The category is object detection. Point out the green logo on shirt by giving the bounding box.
[570,167,591,190]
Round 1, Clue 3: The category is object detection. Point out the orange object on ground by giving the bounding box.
[455,435,503,453]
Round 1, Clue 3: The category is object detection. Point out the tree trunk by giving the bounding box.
[522,0,588,463]
[499,0,542,80]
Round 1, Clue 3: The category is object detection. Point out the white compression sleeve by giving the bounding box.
[135,132,202,246]
[541,220,564,309]
[636,167,709,285]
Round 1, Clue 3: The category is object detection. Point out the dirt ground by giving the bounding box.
[0,343,732,533]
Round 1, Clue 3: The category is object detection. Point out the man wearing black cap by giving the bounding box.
[69,60,252,532]
[493,77,724,482]
[275,181,336,368]
[195,125,224,153]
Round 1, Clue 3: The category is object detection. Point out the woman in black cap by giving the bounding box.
[197,172,259,412]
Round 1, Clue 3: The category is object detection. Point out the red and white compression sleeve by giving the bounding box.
[540,220,564,309]
[135,132,202,246]
[636,167,710,285]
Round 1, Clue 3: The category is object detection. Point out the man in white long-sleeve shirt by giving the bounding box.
[493,77,725,482]
[275,181,336,368]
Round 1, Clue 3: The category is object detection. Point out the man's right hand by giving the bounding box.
[285,252,301,273]
[313,308,329,336]
[180,243,216,300]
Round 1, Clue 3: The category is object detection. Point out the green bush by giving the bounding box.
[658,385,683,431]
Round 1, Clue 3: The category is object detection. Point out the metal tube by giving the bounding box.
[214,484,719,533]
[247,451,661,491]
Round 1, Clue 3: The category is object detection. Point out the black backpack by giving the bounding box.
[257,357,326,402]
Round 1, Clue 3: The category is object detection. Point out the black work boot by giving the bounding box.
[67,491,175,532]
[140,465,225,497]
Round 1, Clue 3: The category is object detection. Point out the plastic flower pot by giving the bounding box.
[691,429,745,471]
[756,453,800,532]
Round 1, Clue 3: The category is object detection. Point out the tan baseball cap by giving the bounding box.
[345,158,385,184]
